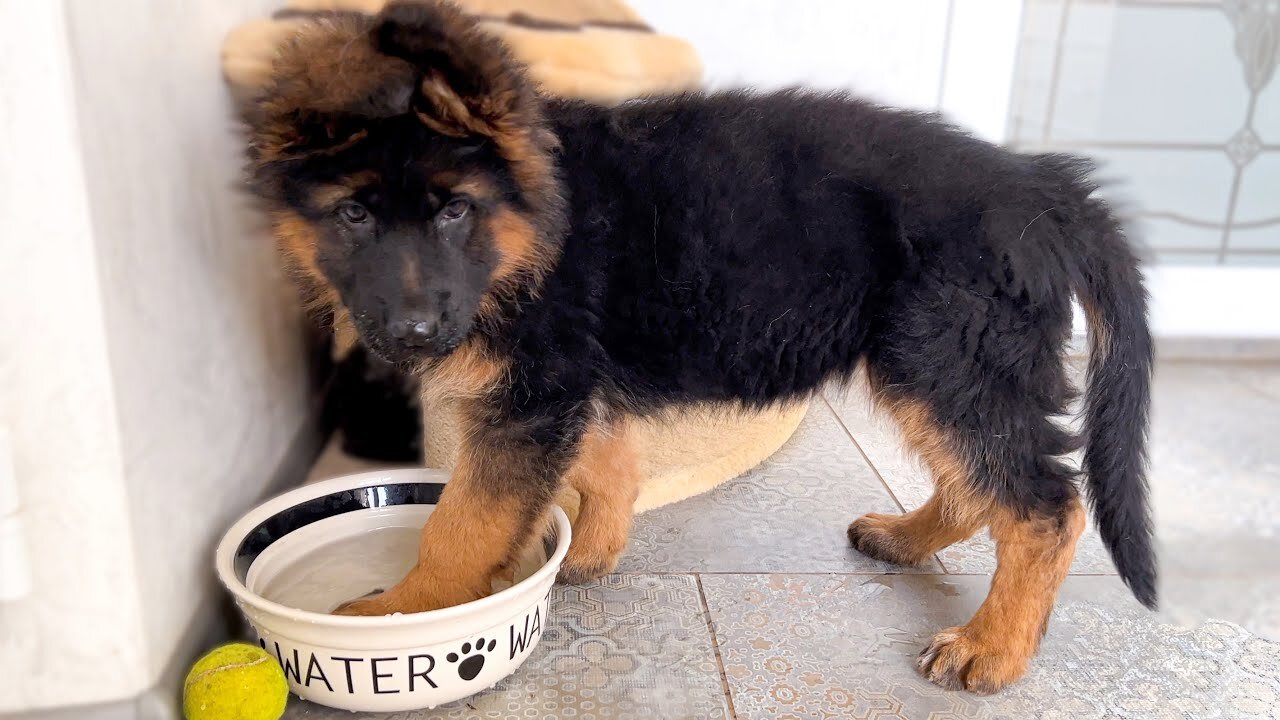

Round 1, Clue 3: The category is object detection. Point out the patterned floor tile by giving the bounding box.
[822,380,1116,575]
[617,402,940,574]
[703,573,1280,720]
[282,575,729,720]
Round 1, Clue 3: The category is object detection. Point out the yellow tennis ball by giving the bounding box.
[183,642,289,720]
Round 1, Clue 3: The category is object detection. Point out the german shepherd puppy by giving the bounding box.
[242,1,1155,694]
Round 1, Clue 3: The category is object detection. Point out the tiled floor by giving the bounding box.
[286,361,1280,720]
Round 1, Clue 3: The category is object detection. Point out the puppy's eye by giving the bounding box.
[338,202,369,224]
[440,198,470,222]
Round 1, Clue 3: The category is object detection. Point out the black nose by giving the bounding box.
[388,313,439,346]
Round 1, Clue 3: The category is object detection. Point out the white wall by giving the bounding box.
[0,0,312,713]
[634,0,952,110]
[64,0,310,690]
[0,2,149,709]
[630,0,1023,142]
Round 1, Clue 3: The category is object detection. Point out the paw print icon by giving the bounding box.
[447,637,498,681]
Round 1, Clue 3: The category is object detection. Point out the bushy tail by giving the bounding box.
[1047,156,1157,608]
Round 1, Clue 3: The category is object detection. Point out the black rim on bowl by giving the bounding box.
[233,482,446,583]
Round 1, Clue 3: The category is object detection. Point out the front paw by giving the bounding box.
[556,553,618,585]
[557,536,624,585]
[331,585,436,616]
[330,577,482,616]
[332,593,403,617]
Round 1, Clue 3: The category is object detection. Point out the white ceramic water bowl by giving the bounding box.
[215,468,571,712]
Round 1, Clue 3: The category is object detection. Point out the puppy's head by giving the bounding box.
[243,1,563,364]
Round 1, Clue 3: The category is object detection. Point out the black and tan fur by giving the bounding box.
[241,1,1156,694]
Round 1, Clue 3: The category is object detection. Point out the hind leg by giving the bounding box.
[865,390,1084,693]
[918,497,1084,693]
[848,496,985,567]
[862,294,1081,692]
[848,396,991,566]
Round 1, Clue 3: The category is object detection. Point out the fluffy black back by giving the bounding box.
[504,91,1062,407]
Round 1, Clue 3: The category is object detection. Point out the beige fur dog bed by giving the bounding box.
[421,395,809,516]
[223,0,703,106]
[224,0,808,512]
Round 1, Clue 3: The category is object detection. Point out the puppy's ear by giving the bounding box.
[372,1,537,140]
[372,2,562,218]
[245,15,415,165]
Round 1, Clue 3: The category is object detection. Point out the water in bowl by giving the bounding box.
[259,524,420,613]
[250,506,550,614]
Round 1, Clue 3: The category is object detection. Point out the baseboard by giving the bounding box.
[1068,334,1280,360]
[4,701,138,720]
[1152,338,1280,361]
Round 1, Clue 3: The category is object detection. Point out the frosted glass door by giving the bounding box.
[1008,0,1280,266]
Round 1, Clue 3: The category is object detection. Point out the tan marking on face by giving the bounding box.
[310,184,356,208]
[307,171,380,210]
[488,121,561,212]
[307,128,369,160]
[331,307,360,359]
[401,246,422,293]
[428,169,464,190]
[487,205,544,281]
[270,210,336,313]
[428,171,499,204]
[471,205,552,327]
[452,175,498,201]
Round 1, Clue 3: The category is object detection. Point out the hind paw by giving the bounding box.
[847,513,929,567]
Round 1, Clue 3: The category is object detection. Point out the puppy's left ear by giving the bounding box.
[372,1,538,140]
[371,1,562,219]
